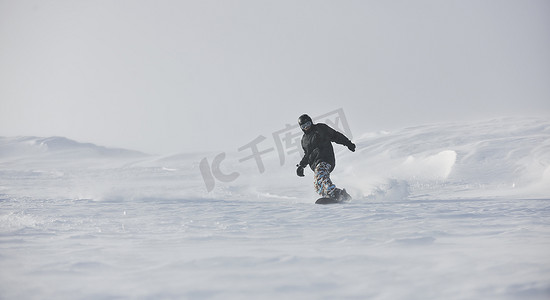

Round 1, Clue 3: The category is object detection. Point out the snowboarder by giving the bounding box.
[296,114,356,201]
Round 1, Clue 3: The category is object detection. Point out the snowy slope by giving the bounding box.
[1,118,549,300]
[1,117,548,201]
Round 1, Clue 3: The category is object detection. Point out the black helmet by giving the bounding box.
[298,114,313,131]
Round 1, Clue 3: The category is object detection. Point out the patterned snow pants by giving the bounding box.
[314,162,337,197]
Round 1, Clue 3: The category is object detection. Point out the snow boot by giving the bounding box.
[335,189,352,202]
[329,188,352,202]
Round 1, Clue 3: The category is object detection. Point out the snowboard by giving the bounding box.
[315,189,352,204]
[315,197,343,204]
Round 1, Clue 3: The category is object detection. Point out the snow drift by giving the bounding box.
[339,117,550,200]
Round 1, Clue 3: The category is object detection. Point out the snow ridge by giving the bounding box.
[0,136,148,159]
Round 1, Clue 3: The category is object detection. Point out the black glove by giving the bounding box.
[296,165,305,177]
[347,142,356,152]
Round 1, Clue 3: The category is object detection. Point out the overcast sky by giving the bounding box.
[1,0,549,154]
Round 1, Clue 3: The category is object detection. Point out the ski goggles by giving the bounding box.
[300,121,312,130]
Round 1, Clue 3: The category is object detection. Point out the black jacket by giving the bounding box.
[299,123,353,172]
